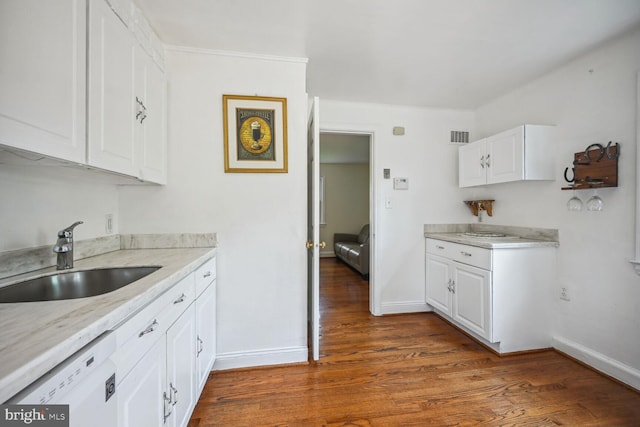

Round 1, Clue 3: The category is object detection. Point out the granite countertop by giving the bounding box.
[424,224,559,249]
[0,246,216,403]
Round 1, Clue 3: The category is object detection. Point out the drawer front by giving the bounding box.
[451,244,491,270]
[426,239,455,258]
[163,273,196,327]
[113,273,195,380]
[426,238,492,270]
[195,256,216,297]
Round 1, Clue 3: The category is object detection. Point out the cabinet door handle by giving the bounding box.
[203,271,212,278]
[435,245,445,250]
[138,319,158,337]
[450,280,455,293]
[480,155,485,169]
[173,293,186,304]
[486,153,491,167]
[461,251,472,257]
[163,390,173,422]
[170,383,178,406]
[197,336,204,356]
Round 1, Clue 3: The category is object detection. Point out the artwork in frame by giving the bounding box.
[223,94,288,173]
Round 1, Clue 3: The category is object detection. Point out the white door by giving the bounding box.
[118,337,166,427]
[0,0,86,163]
[452,263,492,341]
[195,281,216,394]
[135,47,167,184]
[458,139,487,187]
[166,306,197,427]
[486,127,524,184]
[425,254,453,316]
[87,0,137,176]
[307,97,321,361]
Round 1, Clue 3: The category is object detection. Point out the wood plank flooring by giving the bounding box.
[189,258,640,426]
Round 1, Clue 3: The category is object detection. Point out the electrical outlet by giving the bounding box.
[105,214,113,234]
[560,286,570,301]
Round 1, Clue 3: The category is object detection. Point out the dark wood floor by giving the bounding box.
[189,258,640,426]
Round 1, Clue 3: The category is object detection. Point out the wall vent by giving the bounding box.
[450,131,470,144]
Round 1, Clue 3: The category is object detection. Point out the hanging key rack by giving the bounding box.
[562,142,619,190]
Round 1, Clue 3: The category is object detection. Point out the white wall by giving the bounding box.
[118,48,309,367]
[472,27,640,385]
[319,101,475,314]
[0,163,119,252]
[319,163,369,255]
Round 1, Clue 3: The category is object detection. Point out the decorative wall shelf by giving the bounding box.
[464,200,495,217]
[562,142,619,190]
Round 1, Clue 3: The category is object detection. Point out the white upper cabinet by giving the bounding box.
[88,0,167,183]
[88,0,137,176]
[459,125,555,188]
[1,0,166,183]
[458,138,488,187]
[135,46,167,184]
[0,0,86,163]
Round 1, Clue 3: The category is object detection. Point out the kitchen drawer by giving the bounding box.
[426,239,492,270]
[113,273,195,380]
[195,256,216,297]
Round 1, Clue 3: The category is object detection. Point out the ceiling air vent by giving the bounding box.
[450,131,470,144]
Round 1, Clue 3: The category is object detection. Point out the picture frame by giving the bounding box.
[222,94,288,173]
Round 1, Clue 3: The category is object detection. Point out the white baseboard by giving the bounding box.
[553,336,640,391]
[213,346,308,371]
[379,300,432,315]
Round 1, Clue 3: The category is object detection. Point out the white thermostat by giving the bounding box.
[393,177,409,190]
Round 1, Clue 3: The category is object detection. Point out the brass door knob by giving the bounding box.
[306,241,327,249]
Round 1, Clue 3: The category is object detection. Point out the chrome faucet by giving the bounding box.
[53,221,83,270]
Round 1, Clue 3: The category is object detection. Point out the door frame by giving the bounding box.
[319,126,377,315]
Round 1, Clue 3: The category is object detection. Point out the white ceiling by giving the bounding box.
[133,0,640,109]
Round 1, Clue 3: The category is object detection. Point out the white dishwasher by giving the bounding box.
[8,332,118,427]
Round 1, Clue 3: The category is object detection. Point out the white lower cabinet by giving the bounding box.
[165,303,197,427]
[451,262,491,341]
[196,280,217,394]
[426,238,555,353]
[114,255,216,427]
[426,253,492,341]
[118,338,166,427]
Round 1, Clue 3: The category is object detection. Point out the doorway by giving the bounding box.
[318,131,374,313]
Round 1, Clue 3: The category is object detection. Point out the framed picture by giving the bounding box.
[223,94,288,173]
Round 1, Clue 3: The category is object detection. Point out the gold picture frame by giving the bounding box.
[223,94,288,173]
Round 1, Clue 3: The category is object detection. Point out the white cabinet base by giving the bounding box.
[426,239,556,354]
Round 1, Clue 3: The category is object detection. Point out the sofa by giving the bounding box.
[333,224,370,277]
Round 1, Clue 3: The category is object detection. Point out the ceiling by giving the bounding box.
[133,0,640,109]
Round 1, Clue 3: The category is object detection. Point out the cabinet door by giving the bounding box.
[87,0,137,176]
[166,305,197,427]
[486,126,524,184]
[195,281,217,394]
[452,263,492,341]
[425,254,452,316]
[135,48,167,184]
[0,0,86,162]
[458,139,487,187]
[118,337,166,427]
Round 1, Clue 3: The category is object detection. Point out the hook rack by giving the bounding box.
[562,142,619,190]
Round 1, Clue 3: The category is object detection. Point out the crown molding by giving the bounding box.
[165,45,308,64]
